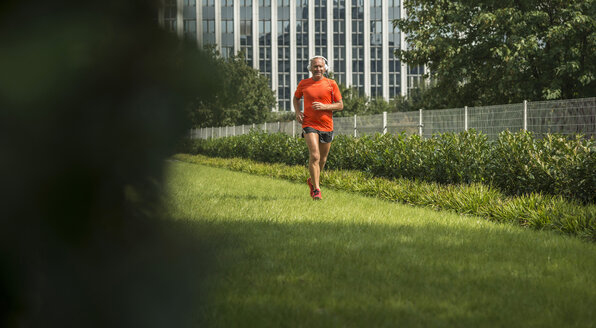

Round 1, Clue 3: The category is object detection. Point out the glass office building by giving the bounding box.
[159,0,425,111]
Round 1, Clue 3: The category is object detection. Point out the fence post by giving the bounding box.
[252,123,255,130]
[419,109,423,137]
[464,106,468,131]
[242,124,245,135]
[278,121,281,132]
[264,122,267,133]
[233,125,236,136]
[383,111,387,135]
[523,100,527,131]
[354,114,357,138]
[292,120,295,137]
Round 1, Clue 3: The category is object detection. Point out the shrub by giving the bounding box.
[489,131,596,204]
[184,130,596,204]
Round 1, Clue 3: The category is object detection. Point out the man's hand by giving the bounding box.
[312,102,327,111]
[295,111,304,123]
[313,100,343,111]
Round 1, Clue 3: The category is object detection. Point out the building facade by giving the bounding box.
[159,0,425,111]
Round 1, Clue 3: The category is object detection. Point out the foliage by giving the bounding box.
[173,154,596,241]
[267,110,296,123]
[333,82,442,116]
[182,130,596,204]
[395,0,596,107]
[188,129,308,166]
[333,83,369,117]
[328,131,491,186]
[488,131,596,204]
[334,84,413,117]
[1,1,213,326]
[390,80,449,111]
[188,49,276,128]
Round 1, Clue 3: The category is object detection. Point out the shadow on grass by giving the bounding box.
[185,217,596,327]
[2,216,214,328]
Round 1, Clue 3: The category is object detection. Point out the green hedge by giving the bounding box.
[183,130,596,204]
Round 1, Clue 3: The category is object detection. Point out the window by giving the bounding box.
[277,0,291,110]
[221,20,233,33]
[296,1,309,81]
[202,19,215,45]
[313,0,327,58]
[184,20,196,33]
[203,20,215,33]
[164,0,177,32]
[259,20,271,36]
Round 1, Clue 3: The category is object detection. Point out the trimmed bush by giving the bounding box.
[489,132,596,204]
[182,130,596,204]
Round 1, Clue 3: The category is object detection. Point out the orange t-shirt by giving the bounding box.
[294,77,342,132]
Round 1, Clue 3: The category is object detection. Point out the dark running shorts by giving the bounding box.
[301,126,334,143]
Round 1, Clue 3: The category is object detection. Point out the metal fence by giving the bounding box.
[190,97,596,139]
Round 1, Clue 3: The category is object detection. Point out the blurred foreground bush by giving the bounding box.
[0,1,218,326]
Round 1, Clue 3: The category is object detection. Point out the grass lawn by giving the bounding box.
[165,161,596,327]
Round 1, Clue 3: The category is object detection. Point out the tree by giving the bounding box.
[334,84,369,117]
[395,0,596,107]
[189,49,276,127]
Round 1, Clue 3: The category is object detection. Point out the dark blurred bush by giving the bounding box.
[0,1,219,327]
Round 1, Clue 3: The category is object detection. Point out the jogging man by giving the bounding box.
[293,56,343,200]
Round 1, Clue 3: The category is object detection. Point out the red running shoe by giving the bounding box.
[312,189,322,200]
[307,177,314,197]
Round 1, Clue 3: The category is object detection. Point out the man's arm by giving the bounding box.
[293,96,303,123]
[312,99,343,111]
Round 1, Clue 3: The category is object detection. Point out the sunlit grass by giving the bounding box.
[166,161,596,327]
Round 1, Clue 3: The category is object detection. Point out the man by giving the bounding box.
[293,56,343,200]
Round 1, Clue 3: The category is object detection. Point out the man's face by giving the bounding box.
[310,58,326,77]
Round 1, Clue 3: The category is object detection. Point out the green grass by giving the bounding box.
[165,161,596,327]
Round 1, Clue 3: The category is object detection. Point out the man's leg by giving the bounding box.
[318,141,332,173]
[304,133,321,190]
